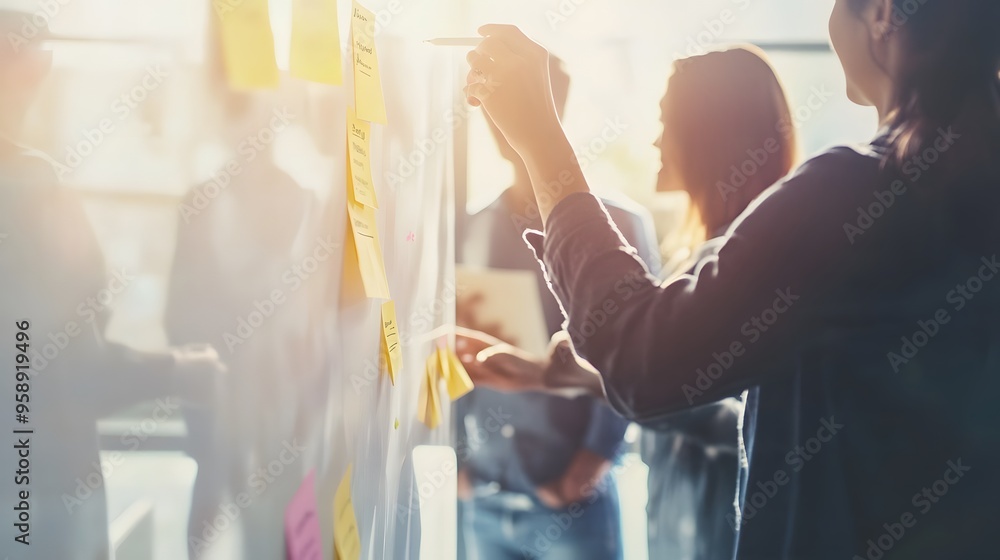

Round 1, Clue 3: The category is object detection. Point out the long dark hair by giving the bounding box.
[851,0,1000,166]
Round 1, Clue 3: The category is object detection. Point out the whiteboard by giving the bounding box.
[314,35,458,560]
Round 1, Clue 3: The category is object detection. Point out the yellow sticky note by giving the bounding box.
[290,0,342,85]
[334,465,361,560]
[351,1,387,123]
[381,300,402,385]
[418,353,442,429]
[215,0,280,90]
[347,110,378,208]
[428,355,443,427]
[416,365,432,428]
[345,199,390,299]
[442,347,474,401]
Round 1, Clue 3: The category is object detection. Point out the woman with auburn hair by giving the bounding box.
[644,46,797,560]
[656,46,798,271]
[462,0,1000,557]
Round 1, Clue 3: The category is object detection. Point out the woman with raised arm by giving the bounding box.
[460,45,800,560]
[462,0,1000,558]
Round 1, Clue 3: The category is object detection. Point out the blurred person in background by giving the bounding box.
[0,2,223,558]
[164,11,322,559]
[455,55,660,560]
[641,46,797,560]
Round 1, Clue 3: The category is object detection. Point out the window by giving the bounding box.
[462,0,875,216]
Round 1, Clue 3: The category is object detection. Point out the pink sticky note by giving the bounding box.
[284,470,323,560]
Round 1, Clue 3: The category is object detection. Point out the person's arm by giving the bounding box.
[522,151,862,424]
[576,207,658,457]
[466,25,870,423]
[580,403,628,461]
[465,25,588,222]
[56,316,223,417]
[479,148,864,425]
[457,327,606,399]
[536,208,655,508]
[93,340,224,416]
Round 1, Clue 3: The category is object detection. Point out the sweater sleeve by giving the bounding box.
[524,149,873,424]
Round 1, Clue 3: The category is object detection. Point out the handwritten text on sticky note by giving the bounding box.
[351,1,388,123]
[347,109,378,208]
[381,300,402,384]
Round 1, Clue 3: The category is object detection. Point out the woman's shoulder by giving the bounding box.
[752,140,887,208]
[728,140,893,247]
[795,141,885,182]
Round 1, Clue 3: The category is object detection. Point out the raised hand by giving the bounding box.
[464,24,562,157]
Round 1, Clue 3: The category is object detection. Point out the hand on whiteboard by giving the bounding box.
[171,344,227,406]
[464,24,562,154]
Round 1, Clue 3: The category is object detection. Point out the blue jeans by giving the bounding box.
[463,479,623,560]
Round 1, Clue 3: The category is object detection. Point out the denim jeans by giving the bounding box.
[463,478,623,560]
[643,432,739,560]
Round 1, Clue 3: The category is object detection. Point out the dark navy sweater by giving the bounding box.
[525,135,1000,559]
